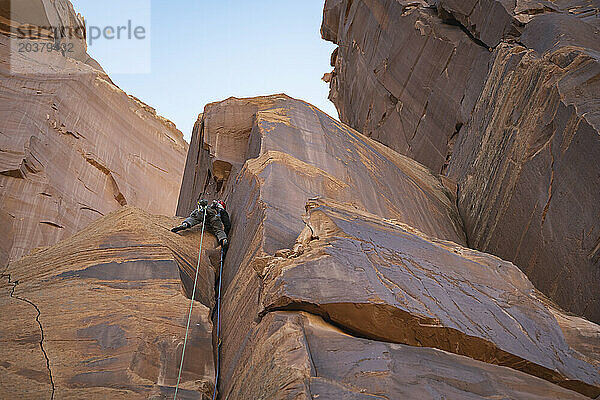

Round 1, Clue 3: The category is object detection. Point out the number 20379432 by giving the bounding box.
[18,41,74,53]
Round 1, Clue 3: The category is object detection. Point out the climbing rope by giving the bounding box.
[174,206,207,400]
[212,247,225,400]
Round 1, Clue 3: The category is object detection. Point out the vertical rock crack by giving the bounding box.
[1,273,55,400]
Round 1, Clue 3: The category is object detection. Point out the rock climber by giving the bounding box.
[171,199,230,253]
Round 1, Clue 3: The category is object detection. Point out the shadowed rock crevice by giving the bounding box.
[219,309,592,400]
[39,221,64,229]
[435,5,494,49]
[261,299,598,397]
[83,155,128,207]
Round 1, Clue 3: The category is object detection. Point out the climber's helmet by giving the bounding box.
[217,200,226,210]
[212,200,226,210]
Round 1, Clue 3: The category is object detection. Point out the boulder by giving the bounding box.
[222,311,590,399]
[436,0,600,46]
[0,207,217,399]
[220,198,600,397]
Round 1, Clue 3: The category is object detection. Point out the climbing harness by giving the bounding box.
[174,206,207,400]
[212,246,225,400]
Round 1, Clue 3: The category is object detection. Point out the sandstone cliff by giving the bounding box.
[1,0,599,398]
[0,0,104,71]
[0,1,189,268]
[4,94,599,398]
[179,95,599,398]
[321,0,600,323]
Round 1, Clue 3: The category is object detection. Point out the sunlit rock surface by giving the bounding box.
[0,2,188,269]
[321,0,600,323]
[0,207,217,399]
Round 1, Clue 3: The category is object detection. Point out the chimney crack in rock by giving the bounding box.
[435,4,495,50]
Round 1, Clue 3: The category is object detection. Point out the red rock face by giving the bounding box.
[2,0,600,398]
[0,3,188,269]
[177,95,600,399]
[3,92,599,398]
[0,207,217,399]
[322,0,600,323]
[321,0,491,172]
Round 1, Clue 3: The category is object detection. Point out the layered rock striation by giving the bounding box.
[0,207,218,399]
[321,0,600,323]
[0,0,188,269]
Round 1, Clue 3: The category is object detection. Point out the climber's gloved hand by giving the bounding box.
[220,238,228,249]
[171,222,189,233]
[171,225,184,233]
[198,199,208,208]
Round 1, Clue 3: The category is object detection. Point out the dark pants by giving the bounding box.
[184,207,227,243]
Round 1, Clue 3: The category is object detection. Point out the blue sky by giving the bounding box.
[70,0,338,141]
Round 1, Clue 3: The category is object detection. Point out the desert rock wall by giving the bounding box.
[1,0,599,398]
[177,95,600,398]
[2,92,599,398]
[0,1,188,268]
[322,0,600,323]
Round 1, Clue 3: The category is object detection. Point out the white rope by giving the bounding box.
[174,207,207,400]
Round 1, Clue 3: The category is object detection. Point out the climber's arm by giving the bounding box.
[184,209,203,228]
[171,209,203,233]
[220,210,231,236]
